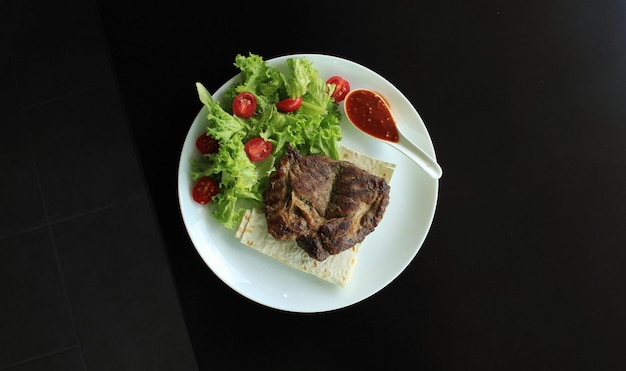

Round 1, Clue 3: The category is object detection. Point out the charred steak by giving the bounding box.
[263,145,391,261]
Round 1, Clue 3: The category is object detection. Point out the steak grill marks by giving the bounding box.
[263,145,390,261]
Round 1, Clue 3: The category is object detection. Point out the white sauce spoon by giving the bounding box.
[343,89,443,179]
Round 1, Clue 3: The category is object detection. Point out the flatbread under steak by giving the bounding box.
[235,145,395,286]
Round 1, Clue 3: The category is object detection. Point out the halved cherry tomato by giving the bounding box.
[195,133,219,154]
[276,97,302,112]
[326,76,350,102]
[232,92,257,118]
[244,137,272,162]
[192,176,219,205]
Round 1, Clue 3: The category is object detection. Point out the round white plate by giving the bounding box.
[177,54,439,313]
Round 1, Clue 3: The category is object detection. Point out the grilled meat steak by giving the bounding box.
[263,145,390,261]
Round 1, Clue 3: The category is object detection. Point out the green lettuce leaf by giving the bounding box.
[192,53,343,229]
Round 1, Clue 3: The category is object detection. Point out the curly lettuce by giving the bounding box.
[191,53,343,229]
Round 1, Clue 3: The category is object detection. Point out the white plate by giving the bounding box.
[177,54,439,313]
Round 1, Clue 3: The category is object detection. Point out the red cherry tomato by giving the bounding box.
[232,92,257,118]
[326,76,350,102]
[244,137,272,162]
[276,97,302,112]
[195,133,219,154]
[192,176,219,205]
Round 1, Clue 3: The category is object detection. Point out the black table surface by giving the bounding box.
[98,1,626,369]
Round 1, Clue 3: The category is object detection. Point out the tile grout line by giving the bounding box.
[9,43,90,370]
[14,150,145,369]
[0,345,82,371]
[20,80,115,111]
[28,116,89,371]
[3,1,192,369]
[0,193,148,245]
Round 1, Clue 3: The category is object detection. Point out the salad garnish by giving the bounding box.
[191,53,349,229]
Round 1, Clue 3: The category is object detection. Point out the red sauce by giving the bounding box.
[344,89,399,142]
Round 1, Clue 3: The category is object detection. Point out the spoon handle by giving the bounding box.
[393,131,443,179]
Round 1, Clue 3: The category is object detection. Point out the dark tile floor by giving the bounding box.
[1,0,197,369]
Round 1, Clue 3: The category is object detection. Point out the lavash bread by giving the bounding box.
[235,145,396,287]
